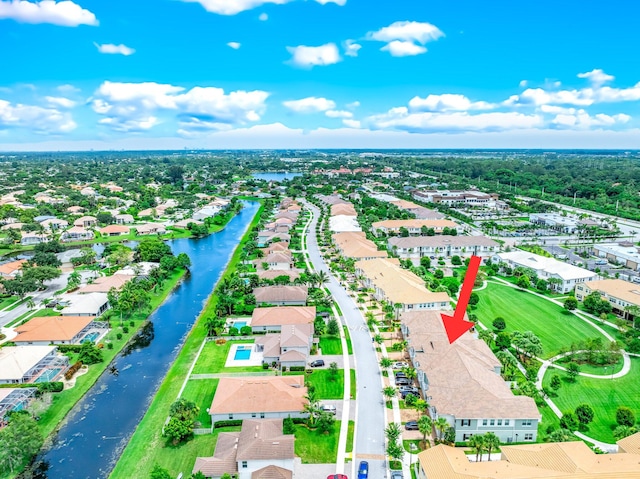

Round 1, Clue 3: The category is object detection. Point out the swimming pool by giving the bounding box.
[234,321,247,329]
[82,332,100,343]
[35,368,63,383]
[234,345,252,360]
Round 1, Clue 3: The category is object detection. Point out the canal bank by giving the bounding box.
[19,201,261,479]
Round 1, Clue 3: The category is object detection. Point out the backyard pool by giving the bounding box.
[234,321,247,329]
[234,345,252,360]
[82,332,100,343]
[35,368,63,383]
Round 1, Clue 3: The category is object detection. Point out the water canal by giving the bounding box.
[27,201,260,479]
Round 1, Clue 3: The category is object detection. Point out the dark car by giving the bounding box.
[405,421,419,430]
[401,391,419,400]
[395,371,407,379]
[398,385,419,393]
[310,359,325,367]
[358,460,369,479]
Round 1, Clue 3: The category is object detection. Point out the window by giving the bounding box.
[505,419,510,426]
[242,461,248,469]
[524,433,534,441]
[251,413,256,418]
[260,412,265,418]
[490,419,495,426]
[463,434,471,441]
[497,419,502,426]
[482,420,487,426]
[461,419,471,426]
[228,414,234,420]
[522,419,532,426]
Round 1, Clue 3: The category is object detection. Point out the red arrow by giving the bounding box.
[441,255,481,344]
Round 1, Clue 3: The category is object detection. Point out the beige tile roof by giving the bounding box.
[237,418,295,461]
[331,203,358,217]
[77,274,131,294]
[280,324,313,348]
[254,286,308,303]
[372,219,458,230]
[332,232,388,259]
[263,242,289,253]
[256,334,282,358]
[192,431,240,477]
[99,225,130,235]
[355,258,451,305]
[210,376,307,415]
[73,216,97,226]
[582,279,640,308]
[263,252,293,264]
[390,199,421,209]
[257,269,303,281]
[251,306,316,327]
[0,346,57,381]
[251,465,293,479]
[15,316,94,343]
[280,349,307,362]
[388,235,499,249]
[418,436,640,478]
[402,311,539,420]
[617,432,640,455]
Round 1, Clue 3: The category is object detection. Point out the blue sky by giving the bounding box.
[1,0,640,150]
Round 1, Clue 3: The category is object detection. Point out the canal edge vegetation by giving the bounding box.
[108,200,264,479]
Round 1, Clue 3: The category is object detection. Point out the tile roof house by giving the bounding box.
[77,274,131,294]
[14,316,104,345]
[330,203,358,217]
[575,279,640,317]
[355,258,451,311]
[73,216,97,228]
[255,323,314,369]
[388,235,499,265]
[0,346,69,384]
[60,292,109,317]
[20,233,50,246]
[417,433,640,479]
[401,310,540,443]
[332,231,388,260]
[257,252,293,271]
[193,419,295,479]
[135,223,167,235]
[257,269,303,282]
[114,214,134,225]
[253,286,308,306]
[0,259,26,279]
[251,306,316,332]
[99,224,130,236]
[208,376,308,425]
[371,219,459,237]
[40,218,69,231]
[61,226,94,242]
[256,231,290,247]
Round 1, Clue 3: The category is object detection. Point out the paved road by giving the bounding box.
[304,201,388,479]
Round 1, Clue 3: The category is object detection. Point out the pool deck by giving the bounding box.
[224,342,263,367]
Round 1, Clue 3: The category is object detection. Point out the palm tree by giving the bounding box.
[380,357,393,369]
[316,270,329,287]
[478,329,494,348]
[434,417,449,441]
[418,415,433,448]
[385,422,402,443]
[495,350,517,378]
[484,432,500,461]
[403,367,417,381]
[382,386,397,402]
[468,434,486,462]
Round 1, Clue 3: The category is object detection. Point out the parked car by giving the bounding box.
[395,371,407,379]
[400,391,419,400]
[395,378,411,386]
[358,460,369,479]
[310,359,325,367]
[321,404,337,415]
[327,475,348,479]
[390,472,404,479]
[404,421,419,430]
[392,361,408,369]
[398,385,419,394]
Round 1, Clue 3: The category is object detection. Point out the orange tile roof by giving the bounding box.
[251,306,316,327]
[15,316,94,342]
[0,259,26,276]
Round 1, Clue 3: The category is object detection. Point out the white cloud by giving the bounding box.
[0,98,76,134]
[578,69,614,86]
[342,119,361,128]
[325,109,353,118]
[258,12,268,20]
[44,96,76,108]
[551,110,631,129]
[0,0,98,26]
[343,39,361,57]
[57,84,80,93]
[408,94,494,112]
[283,97,336,113]
[380,40,426,57]
[227,42,241,49]
[519,80,528,88]
[315,0,346,5]
[92,81,269,132]
[286,43,341,68]
[181,0,290,15]
[94,43,136,56]
[346,101,360,110]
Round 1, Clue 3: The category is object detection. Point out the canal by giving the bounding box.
[26,201,260,479]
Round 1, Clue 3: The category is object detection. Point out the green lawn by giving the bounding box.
[346,420,355,453]
[350,369,356,399]
[319,335,342,355]
[542,357,640,443]
[555,355,624,376]
[181,379,219,429]
[294,422,340,463]
[6,307,59,327]
[342,325,353,354]
[109,201,263,479]
[0,295,18,310]
[305,369,345,399]
[476,282,607,358]
[191,339,261,374]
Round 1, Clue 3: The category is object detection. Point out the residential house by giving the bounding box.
[251,306,316,332]
[137,208,157,218]
[0,388,38,425]
[208,376,308,424]
[61,226,94,242]
[99,225,130,237]
[114,214,134,225]
[575,279,640,318]
[329,215,361,233]
[40,218,69,232]
[592,242,640,270]
[113,262,159,277]
[262,242,289,254]
[258,252,293,271]
[416,433,640,479]
[494,251,598,293]
[60,292,109,317]
[173,219,203,229]
[332,231,387,260]
[355,258,451,312]
[257,269,303,282]
[253,286,308,306]
[77,274,131,294]
[401,310,540,443]
[193,205,222,221]
[20,233,49,246]
[73,216,97,228]
[256,323,314,369]
[257,231,290,247]
[0,346,69,384]
[330,203,358,217]
[371,219,460,237]
[388,235,499,265]
[316,194,349,206]
[13,316,107,346]
[1,222,25,231]
[0,259,26,279]
[66,206,84,214]
[135,223,167,235]
[193,419,294,479]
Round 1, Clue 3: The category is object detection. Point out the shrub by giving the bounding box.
[240,326,252,336]
[122,326,129,334]
[107,342,114,350]
[64,361,83,380]
[36,381,64,393]
[228,327,239,336]
[492,317,506,331]
[616,406,636,427]
[129,320,135,327]
[213,419,243,428]
[262,362,269,369]
[215,338,227,345]
[116,333,123,340]
[289,366,306,372]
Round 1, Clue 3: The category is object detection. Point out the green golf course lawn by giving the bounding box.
[542,357,640,443]
[475,282,608,358]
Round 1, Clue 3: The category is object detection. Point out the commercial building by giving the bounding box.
[388,235,499,264]
[412,189,499,207]
[593,242,640,270]
[355,258,450,311]
[494,251,598,293]
[401,311,540,443]
[530,213,578,233]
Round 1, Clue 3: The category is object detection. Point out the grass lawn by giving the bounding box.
[305,369,344,399]
[109,201,263,479]
[319,335,342,355]
[538,403,561,441]
[346,420,355,453]
[294,422,340,463]
[555,355,624,376]
[181,379,219,429]
[542,357,640,443]
[342,325,353,354]
[191,339,261,374]
[6,307,59,327]
[0,295,18,310]
[350,369,356,399]
[476,282,607,358]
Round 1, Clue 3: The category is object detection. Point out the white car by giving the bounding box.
[321,404,337,415]
[392,361,408,369]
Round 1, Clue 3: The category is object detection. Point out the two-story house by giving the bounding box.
[388,235,498,265]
